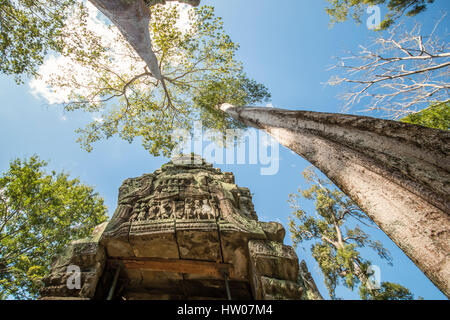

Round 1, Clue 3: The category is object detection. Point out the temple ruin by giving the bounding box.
[40,155,322,300]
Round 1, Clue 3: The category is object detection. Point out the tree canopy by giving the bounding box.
[326,0,436,30]
[288,167,415,300]
[0,156,107,299]
[401,101,450,130]
[32,3,270,157]
[0,0,82,83]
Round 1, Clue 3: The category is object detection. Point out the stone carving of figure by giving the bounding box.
[209,197,220,219]
[193,199,202,219]
[169,179,179,194]
[185,199,193,219]
[137,209,147,221]
[160,199,173,219]
[148,200,159,220]
[201,199,214,219]
[174,201,185,219]
[129,203,140,221]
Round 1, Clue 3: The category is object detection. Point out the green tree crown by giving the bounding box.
[400,101,450,130]
[34,4,270,157]
[0,155,108,299]
[288,167,414,300]
[0,0,82,83]
[325,0,436,30]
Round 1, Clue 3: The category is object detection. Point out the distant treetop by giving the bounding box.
[325,0,436,30]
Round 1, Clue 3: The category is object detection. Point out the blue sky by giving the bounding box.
[0,0,448,299]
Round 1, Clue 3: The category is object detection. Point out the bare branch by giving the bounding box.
[327,14,450,119]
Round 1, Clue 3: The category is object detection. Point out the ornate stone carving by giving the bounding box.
[40,156,321,300]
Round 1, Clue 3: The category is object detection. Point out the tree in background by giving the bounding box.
[0,0,81,82]
[360,281,414,300]
[288,167,415,300]
[326,0,436,30]
[401,101,449,130]
[0,156,108,299]
[327,16,449,119]
[32,3,270,157]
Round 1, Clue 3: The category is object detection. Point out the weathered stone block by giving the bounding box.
[218,230,250,280]
[248,240,299,282]
[128,219,179,258]
[259,221,286,243]
[103,238,135,258]
[176,220,221,261]
[40,224,107,299]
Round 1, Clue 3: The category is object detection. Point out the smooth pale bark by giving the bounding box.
[89,0,162,79]
[220,103,450,298]
[88,0,199,80]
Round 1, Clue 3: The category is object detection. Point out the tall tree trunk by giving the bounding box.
[88,1,200,80]
[89,0,162,79]
[220,103,450,298]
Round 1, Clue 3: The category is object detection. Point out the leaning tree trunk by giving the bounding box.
[88,0,200,80]
[89,0,162,79]
[220,103,450,298]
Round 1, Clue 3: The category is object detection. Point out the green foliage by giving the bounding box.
[325,0,435,30]
[289,167,414,300]
[51,5,270,157]
[360,281,414,300]
[400,101,450,130]
[194,75,270,134]
[0,156,108,299]
[0,0,80,83]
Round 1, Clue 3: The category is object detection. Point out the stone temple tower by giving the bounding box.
[40,155,322,300]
